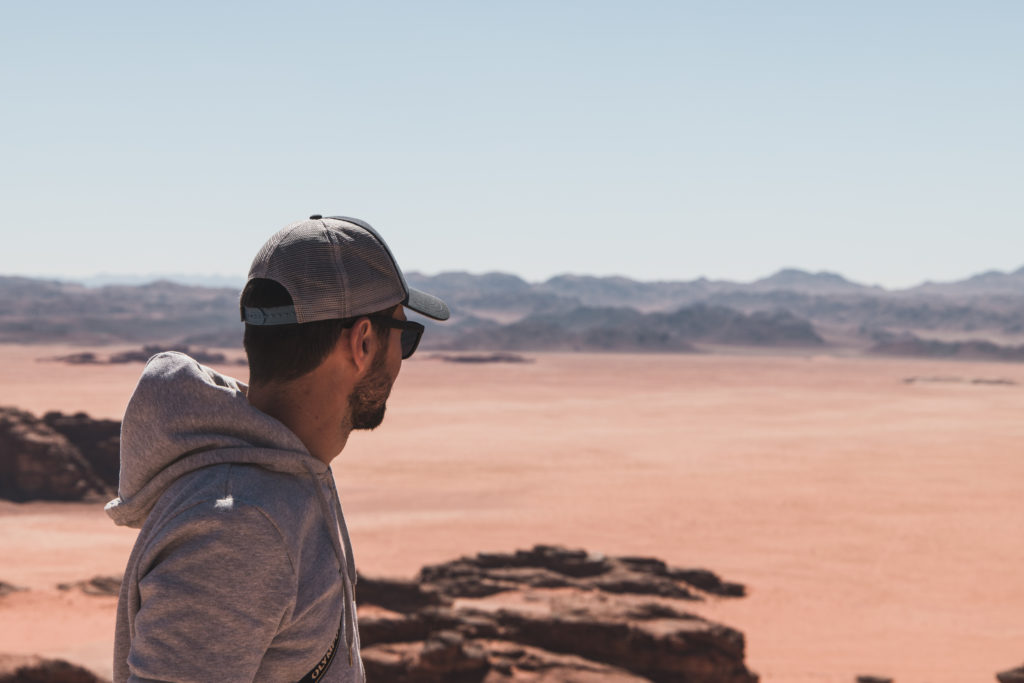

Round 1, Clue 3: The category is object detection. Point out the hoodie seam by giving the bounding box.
[241,500,299,579]
[223,464,233,498]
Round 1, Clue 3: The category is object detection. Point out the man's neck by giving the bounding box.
[247,379,351,465]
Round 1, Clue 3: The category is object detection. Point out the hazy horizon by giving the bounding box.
[7,261,1024,292]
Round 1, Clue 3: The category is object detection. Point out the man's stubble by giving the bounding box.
[348,348,393,431]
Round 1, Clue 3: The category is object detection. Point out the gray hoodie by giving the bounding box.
[106,352,365,683]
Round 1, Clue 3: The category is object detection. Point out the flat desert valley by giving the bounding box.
[1,344,1023,682]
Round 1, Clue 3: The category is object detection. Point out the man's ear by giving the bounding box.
[346,318,378,375]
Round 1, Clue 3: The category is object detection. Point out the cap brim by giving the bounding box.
[406,287,450,321]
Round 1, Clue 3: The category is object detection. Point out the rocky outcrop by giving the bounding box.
[0,408,111,502]
[413,546,744,600]
[44,345,243,367]
[431,353,534,364]
[41,412,120,489]
[56,576,122,597]
[998,665,1024,682]
[358,545,757,683]
[0,655,109,683]
[0,408,118,502]
[0,582,25,597]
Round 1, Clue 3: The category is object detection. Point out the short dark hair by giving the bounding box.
[241,279,392,386]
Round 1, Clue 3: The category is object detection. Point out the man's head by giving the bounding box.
[240,278,396,386]
[241,216,448,452]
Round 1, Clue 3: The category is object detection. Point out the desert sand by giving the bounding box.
[1,344,1023,682]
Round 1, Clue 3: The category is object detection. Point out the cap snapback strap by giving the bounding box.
[243,305,298,325]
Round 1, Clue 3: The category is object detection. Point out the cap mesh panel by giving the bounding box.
[247,219,405,323]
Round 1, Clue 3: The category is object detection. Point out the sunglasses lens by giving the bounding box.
[401,328,420,358]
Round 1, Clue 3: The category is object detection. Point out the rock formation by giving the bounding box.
[0,656,108,683]
[57,576,122,597]
[998,665,1024,683]
[357,545,757,683]
[43,345,243,366]
[41,412,120,490]
[0,408,118,502]
[0,581,25,597]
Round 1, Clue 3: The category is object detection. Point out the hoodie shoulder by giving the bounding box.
[107,352,321,529]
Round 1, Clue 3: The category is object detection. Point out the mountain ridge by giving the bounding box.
[4,264,1024,356]
[23,263,1024,295]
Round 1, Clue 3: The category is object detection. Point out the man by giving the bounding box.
[106,215,449,682]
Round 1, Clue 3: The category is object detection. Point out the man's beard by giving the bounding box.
[349,351,393,431]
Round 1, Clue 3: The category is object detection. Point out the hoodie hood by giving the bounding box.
[105,351,324,528]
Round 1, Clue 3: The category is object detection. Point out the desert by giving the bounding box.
[2,343,1023,681]
[7,4,1022,679]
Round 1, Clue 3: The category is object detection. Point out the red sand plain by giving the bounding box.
[1,344,1023,682]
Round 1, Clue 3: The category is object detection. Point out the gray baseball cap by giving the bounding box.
[242,215,450,325]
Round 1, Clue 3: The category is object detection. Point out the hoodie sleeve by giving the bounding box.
[126,498,296,683]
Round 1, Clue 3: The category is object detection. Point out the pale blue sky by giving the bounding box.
[2,1,1021,288]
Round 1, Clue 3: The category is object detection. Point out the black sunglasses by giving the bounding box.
[363,315,425,359]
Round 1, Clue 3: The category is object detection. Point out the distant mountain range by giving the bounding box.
[45,265,1024,296]
[4,265,1024,359]
[0,277,241,346]
[57,273,246,288]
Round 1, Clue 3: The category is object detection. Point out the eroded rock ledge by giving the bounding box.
[357,545,758,683]
[0,407,119,502]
